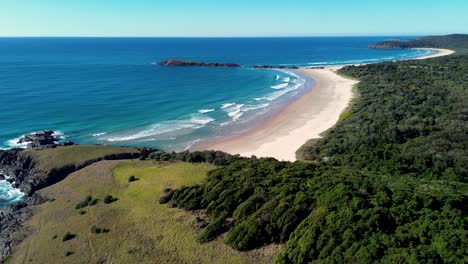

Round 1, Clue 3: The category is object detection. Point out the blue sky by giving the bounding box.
[0,0,466,37]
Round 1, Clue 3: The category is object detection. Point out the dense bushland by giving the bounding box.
[371,34,468,50]
[160,52,468,262]
[305,55,468,183]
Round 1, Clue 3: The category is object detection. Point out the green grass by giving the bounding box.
[20,145,139,176]
[9,160,277,264]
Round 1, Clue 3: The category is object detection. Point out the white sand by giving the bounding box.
[413,48,455,59]
[202,47,455,161]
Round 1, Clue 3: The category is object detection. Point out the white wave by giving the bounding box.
[275,75,280,81]
[5,137,29,149]
[92,132,107,137]
[0,178,25,205]
[221,103,235,109]
[266,83,302,101]
[190,115,215,125]
[254,97,269,101]
[225,104,244,118]
[232,112,244,121]
[5,130,67,149]
[270,83,289,89]
[100,115,214,142]
[198,109,215,114]
[307,62,327,65]
[242,103,270,112]
[282,77,291,82]
[183,139,201,151]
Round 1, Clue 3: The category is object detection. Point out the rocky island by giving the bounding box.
[156,59,302,70]
[157,59,241,68]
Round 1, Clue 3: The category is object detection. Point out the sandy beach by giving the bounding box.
[203,48,455,161]
[205,67,357,161]
[413,48,455,59]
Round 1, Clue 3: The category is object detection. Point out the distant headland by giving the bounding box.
[369,34,468,49]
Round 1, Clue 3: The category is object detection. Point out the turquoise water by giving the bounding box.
[0,176,25,207]
[0,37,433,206]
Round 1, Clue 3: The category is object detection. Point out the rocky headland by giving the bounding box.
[0,134,156,261]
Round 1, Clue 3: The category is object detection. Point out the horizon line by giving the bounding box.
[0,35,433,38]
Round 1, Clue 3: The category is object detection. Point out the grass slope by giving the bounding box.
[20,145,139,176]
[8,160,277,264]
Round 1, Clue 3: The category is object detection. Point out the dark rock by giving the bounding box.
[0,174,5,180]
[16,131,66,149]
[157,59,241,68]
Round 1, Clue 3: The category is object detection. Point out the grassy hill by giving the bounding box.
[7,160,278,264]
[21,145,140,176]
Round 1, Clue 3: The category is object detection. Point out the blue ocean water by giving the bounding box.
[0,37,433,152]
[0,37,434,206]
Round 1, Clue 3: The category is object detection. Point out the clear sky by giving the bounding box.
[0,0,467,37]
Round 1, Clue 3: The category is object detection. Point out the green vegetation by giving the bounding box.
[62,232,76,242]
[90,225,110,234]
[370,34,468,51]
[75,195,98,209]
[149,149,243,165]
[103,195,118,204]
[10,160,276,263]
[161,52,468,262]
[21,145,139,175]
[128,175,138,182]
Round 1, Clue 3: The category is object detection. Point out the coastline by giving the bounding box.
[413,48,455,59]
[201,48,455,161]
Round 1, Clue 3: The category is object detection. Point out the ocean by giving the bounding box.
[0,37,433,206]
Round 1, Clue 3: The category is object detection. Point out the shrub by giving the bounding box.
[62,232,76,242]
[75,195,96,209]
[128,175,138,182]
[89,198,98,206]
[103,195,118,204]
[65,251,74,256]
[198,212,228,243]
[91,225,110,234]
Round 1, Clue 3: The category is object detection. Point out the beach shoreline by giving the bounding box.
[412,48,455,59]
[198,48,455,161]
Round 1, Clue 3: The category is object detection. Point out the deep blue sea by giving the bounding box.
[0,37,433,206]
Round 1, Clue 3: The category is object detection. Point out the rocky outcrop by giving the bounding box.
[156,59,306,70]
[157,59,241,68]
[0,194,46,260]
[16,131,74,149]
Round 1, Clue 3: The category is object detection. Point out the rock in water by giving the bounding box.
[16,131,69,149]
[156,59,241,68]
